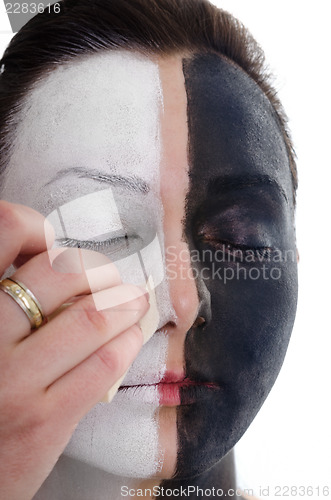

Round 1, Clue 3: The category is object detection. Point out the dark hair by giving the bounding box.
[0,0,297,202]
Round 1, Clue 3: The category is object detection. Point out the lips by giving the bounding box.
[119,370,220,406]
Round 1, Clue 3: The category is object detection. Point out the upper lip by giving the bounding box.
[119,370,185,388]
[159,370,186,384]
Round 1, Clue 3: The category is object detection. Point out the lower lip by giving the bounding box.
[158,382,181,406]
[159,381,220,406]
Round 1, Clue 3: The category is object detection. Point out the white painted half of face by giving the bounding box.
[65,331,168,477]
[47,189,123,241]
[2,51,176,478]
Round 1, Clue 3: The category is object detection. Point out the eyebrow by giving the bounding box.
[45,166,150,194]
[207,174,288,203]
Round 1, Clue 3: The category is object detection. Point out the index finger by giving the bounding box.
[0,201,54,276]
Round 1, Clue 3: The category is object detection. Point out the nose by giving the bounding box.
[165,240,201,335]
[164,236,212,331]
[158,54,211,340]
[161,167,213,336]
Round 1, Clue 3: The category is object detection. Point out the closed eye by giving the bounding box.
[55,234,137,252]
[197,235,273,260]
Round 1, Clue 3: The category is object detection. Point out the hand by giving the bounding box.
[0,201,149,500]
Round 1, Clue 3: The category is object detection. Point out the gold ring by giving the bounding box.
[0,278,46,330]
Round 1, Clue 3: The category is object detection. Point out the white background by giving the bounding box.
[211,2,331,499]
[1,2,330,499]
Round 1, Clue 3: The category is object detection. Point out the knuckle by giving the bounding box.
[0,383,41,428]
[22,404,48,432]
[0,392,46,434]
[95,344,125,375]
[79,300,110,334]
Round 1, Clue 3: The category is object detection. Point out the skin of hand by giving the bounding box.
[0,201,149,500]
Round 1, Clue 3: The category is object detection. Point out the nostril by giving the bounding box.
[192,315,206,328]
[168,320,177,328]
[164,320,177,330]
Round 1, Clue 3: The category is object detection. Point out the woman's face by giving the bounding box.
[2,50,297,479]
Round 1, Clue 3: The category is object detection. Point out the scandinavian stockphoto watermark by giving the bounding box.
[166,245,296,283]
[43,189,297,292]
[42,189,297,314]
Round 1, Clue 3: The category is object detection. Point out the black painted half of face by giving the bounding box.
[174,53,298,479]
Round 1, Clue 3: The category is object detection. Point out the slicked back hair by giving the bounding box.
[0,0,297,202]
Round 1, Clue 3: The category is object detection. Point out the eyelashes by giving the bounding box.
[56,232,272,262]
[197,235,273,261]
[56,234,137,253]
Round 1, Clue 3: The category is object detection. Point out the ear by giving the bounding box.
[296,248,300,263]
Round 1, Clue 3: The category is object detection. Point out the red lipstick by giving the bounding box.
[119,370,220,406]
[157,371,219,406]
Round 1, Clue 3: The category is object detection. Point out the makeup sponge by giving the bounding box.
[100,275,159,403]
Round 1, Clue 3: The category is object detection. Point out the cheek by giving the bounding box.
[200,259,298,384]
[174,255,297,478]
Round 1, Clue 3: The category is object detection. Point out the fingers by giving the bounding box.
[0,248,122,344]
[0,201,54,275]
[12,285,149,389]
[47,324,144,419]
[0,201,150,500]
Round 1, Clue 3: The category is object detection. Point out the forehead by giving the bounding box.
[6,50,292,210]
[182,53,293,204]
[10,51,163,194]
